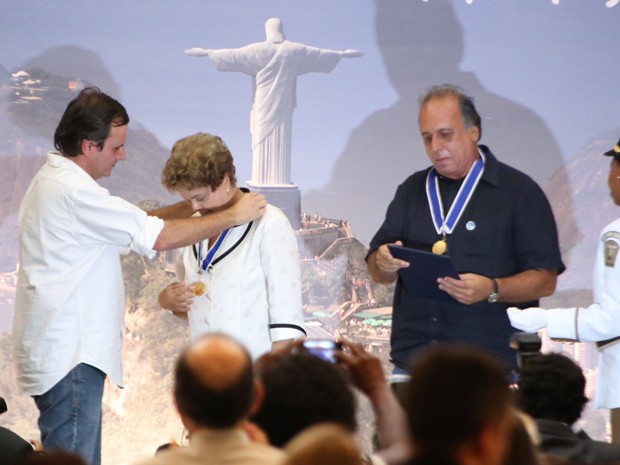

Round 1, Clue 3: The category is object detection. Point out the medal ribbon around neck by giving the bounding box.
[197,228,231,275]
[426,152,485,236]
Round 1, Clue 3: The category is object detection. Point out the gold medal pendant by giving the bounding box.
[192,280,206,297]
[432,239,447,255]
[432,229,448,255]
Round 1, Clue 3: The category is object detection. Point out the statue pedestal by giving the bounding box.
[245,182,301,229]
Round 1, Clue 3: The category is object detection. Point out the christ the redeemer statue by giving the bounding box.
[185,17,363,186]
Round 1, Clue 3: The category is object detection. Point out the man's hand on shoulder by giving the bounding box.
[230,192,266,225]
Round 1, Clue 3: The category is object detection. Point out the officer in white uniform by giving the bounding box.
[508,136,620,443]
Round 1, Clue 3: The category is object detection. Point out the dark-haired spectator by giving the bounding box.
[405,344,515,465]
[252,339,411,465]
[135,333,282,465]
[251,343,357,448]
[519,353,620,465]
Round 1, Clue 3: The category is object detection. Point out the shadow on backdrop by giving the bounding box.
[0,46,175,271]
[302,0,579,251]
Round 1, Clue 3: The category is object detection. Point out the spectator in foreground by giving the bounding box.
[135,333,282,465]
[252,339,411,465]
[519,353,620,465]
[251,342,357,448]
[281,423,364,465]
[404,345,515,465]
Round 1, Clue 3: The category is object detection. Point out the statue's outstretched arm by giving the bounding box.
[342,49,364,58]
[185,47,210,57]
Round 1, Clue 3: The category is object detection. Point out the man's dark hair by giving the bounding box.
[405,344,512,459]
[419,84,482,140]
[251,351,357,448]
[54,86,129,157]
[518,353,588,425]
[173,342,255,428]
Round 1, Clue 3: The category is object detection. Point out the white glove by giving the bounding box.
[507,307,548,332]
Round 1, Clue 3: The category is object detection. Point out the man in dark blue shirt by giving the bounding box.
[366,84,565,371]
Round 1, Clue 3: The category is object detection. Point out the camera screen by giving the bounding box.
[303,340,341,363]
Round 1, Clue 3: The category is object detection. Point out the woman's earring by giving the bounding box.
[226,184,230,194]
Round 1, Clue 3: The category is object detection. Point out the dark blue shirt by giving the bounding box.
[368,146,565,370]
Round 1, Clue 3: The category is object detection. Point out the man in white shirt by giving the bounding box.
[13,87,266,465]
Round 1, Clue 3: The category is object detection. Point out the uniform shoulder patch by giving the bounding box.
[602,231,620,267]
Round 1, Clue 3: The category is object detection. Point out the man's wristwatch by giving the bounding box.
[487,278,500,303]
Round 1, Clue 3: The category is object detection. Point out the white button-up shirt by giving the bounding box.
[13,152,164,395]
[177,204,305,359]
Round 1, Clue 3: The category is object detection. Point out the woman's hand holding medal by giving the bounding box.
[158,281,196,313]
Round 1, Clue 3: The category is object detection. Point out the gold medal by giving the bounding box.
[432,239,447,255]
[432,230,448,255]
[192,281,206,297]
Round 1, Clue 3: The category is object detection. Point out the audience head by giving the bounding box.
[161,132,237,192]
[282,423,364,465]
[518,353,588,426]
[503,411,543,465]
[405,344,514,465]
[173,333,256,430]
[54,86,129,157]
[251,349,357,448]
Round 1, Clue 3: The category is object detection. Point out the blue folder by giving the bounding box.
[387,244,460,304]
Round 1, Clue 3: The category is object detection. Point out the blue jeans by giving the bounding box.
[33,363,106,465]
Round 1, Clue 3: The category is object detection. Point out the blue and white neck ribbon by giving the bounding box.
[426,152,485,236]
[197,228,231,275]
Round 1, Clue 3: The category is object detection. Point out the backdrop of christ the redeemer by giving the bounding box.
[185,17,363,186]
